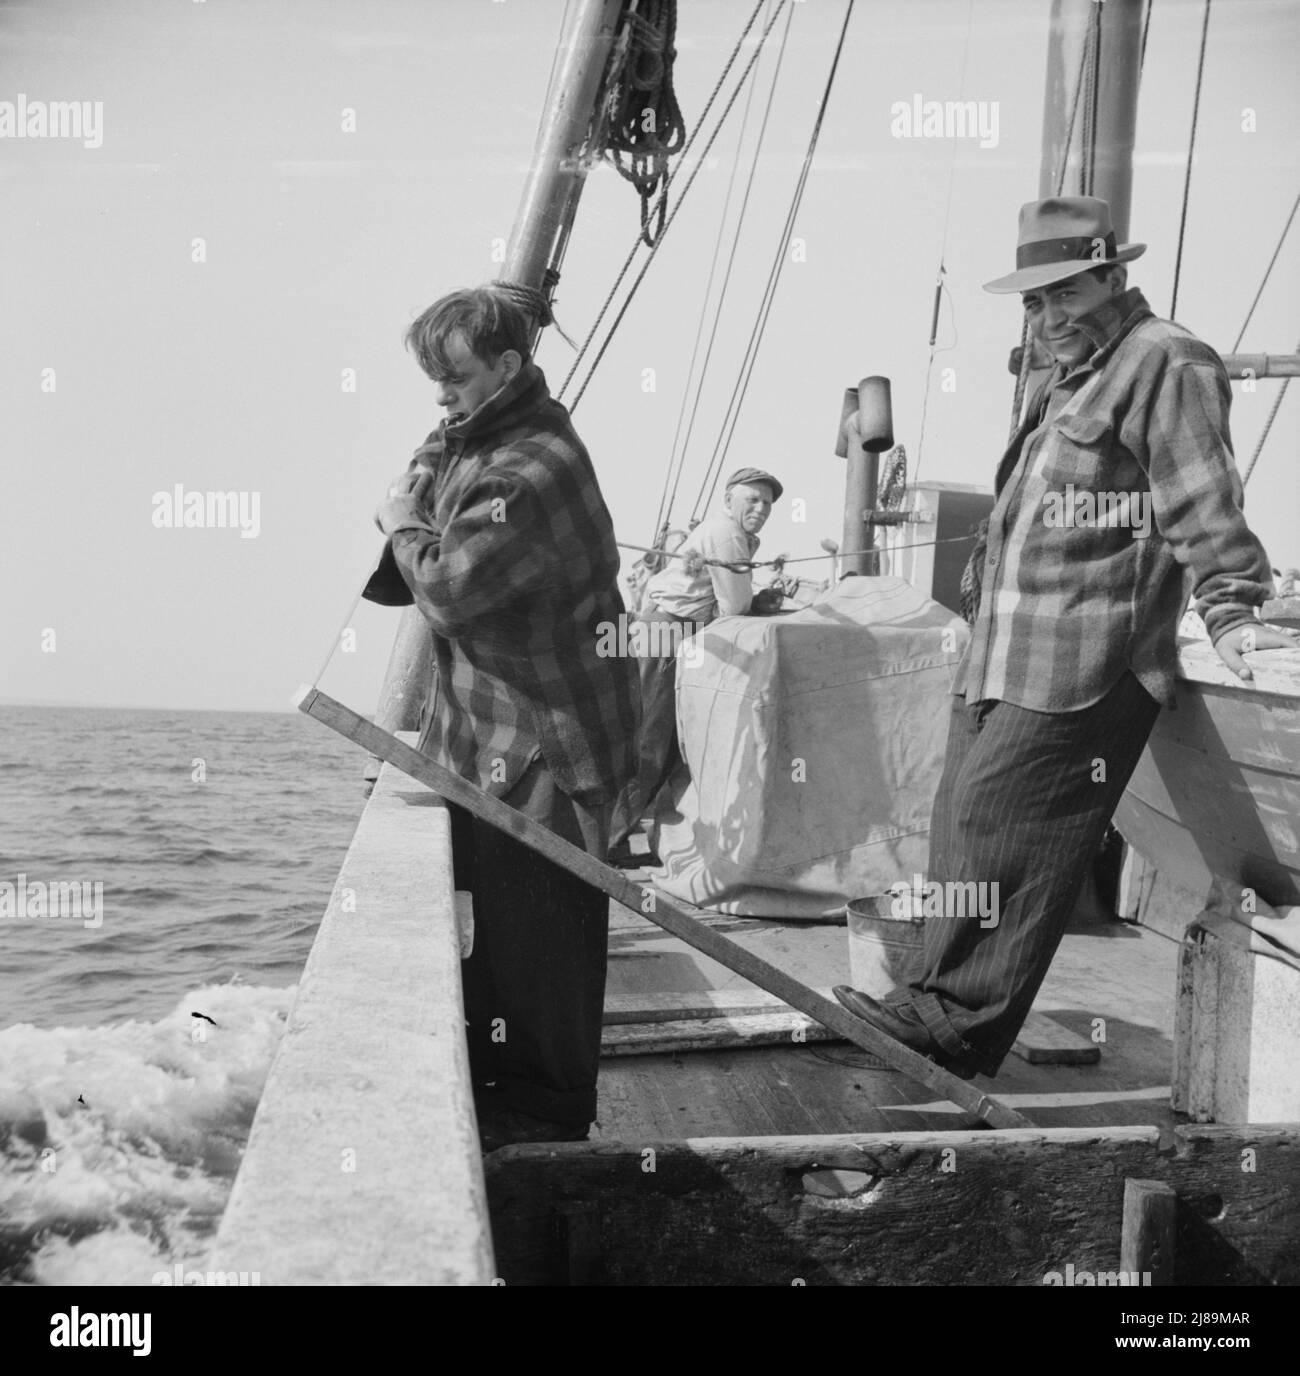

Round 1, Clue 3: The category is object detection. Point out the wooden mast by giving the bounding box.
[1015,0,1145,399]
[372,0,625,740]
[1030,4,1295,385]
[1039,0,1143,238]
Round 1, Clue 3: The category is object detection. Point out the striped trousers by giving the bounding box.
[888,670,1161,1075]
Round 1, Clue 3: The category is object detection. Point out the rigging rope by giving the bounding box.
[694,0,857,516]
[1170,0,1212,321]
[649,126,753,547]
[655,0,794,541]
[617,528,975,573]
[1008,315,1034,442]
[542,0,576,116]
[1240,334,1298,487]
[1231,186,1300,352]
[912,0,973,493]
[565,0,793,415]
[557,0,772,403]
[1080,0,1102,197]
[602,0,687,246]
[312,573,370,687]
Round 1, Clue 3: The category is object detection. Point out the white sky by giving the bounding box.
[3,0,1296,712]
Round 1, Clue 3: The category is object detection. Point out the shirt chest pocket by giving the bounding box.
[1041,413,1149,497]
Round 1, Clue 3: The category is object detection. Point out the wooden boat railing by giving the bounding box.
[207,743,494,1285]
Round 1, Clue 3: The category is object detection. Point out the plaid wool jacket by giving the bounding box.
[371,362,639,807]
[957,287,1272,710]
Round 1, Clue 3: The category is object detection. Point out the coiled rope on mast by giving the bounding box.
[602,0,687,246]
[557,0,773,405]
[561,0,792,413]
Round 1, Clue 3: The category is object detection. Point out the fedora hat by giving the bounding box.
[983,196,1146,294]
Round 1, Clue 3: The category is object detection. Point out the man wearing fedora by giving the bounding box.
[607,467,785,867]
[834,196,1293,1079]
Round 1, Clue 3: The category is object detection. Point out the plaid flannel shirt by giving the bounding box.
[957,287,1272,710]
[373,362,638,806]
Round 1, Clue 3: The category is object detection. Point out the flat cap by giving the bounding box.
[725,466,783,501]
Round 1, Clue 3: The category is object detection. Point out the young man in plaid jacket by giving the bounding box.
[369,282,638,1149]
[834,197,1294,1080]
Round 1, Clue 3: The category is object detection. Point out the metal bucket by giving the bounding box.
[845,895,925,999]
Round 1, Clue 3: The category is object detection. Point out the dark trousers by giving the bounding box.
[889,671,1161,1074]
[449,759,612,1126]
[607,610,697,849]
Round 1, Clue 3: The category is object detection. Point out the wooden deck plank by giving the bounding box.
[602,1012,837,1055]
[723,1053,815,1138]
[597,911,1182,1139]
[604,986,836,1023]
[756,1047,851,1135]
[603,912,966,1133]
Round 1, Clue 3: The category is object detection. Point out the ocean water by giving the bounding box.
[0,706,365,1285]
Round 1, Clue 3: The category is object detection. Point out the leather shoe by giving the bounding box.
[833,985,978,1080]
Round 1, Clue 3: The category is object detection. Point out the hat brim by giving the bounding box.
[982,243,1146,294]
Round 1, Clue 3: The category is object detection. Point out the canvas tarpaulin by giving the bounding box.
[651,576,967,918]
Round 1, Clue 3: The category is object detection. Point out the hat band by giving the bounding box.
[1015,232,1117,269]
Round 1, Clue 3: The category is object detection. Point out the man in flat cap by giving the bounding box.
[607,466,785,867]
[834,196,1293,1078]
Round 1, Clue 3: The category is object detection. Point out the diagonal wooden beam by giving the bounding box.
[295,685,1031,1130]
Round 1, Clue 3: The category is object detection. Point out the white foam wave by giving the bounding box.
[0,982,293,1286]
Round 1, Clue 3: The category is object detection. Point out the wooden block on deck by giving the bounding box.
[603,987,835,1025]
[1011,1010,1100,1065]
[602,1011,845,1057]
[608,991,1098,1066]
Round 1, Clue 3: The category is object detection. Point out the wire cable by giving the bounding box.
[1170,0,1213,321]
[1231,187,1299,352]
[912,0,974,491]
[1241,334,1298,486]
[656,0,795,539]
[694,0,856,516]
